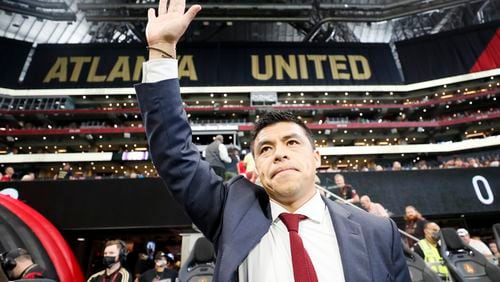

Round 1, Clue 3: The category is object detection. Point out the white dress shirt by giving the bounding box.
[239,191,345,282]
[142,59,345,281]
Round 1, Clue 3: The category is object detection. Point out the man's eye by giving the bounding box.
[260,146,271,153]
[288,140,299,145]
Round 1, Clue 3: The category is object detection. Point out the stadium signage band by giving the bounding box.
[41,54,373,84]
[21,42,402,88]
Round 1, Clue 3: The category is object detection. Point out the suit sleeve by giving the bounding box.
[135,79,226,241]
[390,219,412,281]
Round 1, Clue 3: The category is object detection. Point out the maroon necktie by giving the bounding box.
[279,213,318,282]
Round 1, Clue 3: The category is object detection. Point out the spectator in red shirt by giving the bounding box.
[1,167,14,182]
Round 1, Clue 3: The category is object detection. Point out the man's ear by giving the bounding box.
[314,150,321,168]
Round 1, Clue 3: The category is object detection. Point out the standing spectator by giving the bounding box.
[242,151,257,182]
[413,222,450,281]
[457,228,493,257]
[138,252,177,282]
[404,205,427,247]
[360,195,389,218]
[1,167,14,182]
[224,148,240,180]
[55,163,73,180]
[87,240,133,282]
[204,135,231,178]
[333,173,359,204]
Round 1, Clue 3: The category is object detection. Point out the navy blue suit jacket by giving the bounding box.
[135,79,410,282]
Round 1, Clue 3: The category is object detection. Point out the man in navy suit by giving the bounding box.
[135,0,410,281]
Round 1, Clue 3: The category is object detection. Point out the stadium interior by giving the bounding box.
[0,0,499,280]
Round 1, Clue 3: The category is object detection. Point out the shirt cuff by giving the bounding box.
[142,59,178,83]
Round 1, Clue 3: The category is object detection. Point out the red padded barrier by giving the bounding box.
[0,194,84,282]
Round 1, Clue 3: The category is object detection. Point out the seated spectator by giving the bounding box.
[138,252,177,282]
[413,222,450,281]
[416,160,428,170]
[21,172,35,181]
[1,248,47,280]
[404,205,427,247]
[392,161,402,171]
[1,167,14,182]
[54,163,73,180]
[488,241,499,257]
[360,195,389,218]
[333,173,359,204]
[87,240,132,282]
[457,228,493,258]
[488,241,499,265]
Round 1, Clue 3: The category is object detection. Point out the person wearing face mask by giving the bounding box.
[1,248,47,280]
[88,240,133,282]
[138,252,177,282]
[413,222,450,281]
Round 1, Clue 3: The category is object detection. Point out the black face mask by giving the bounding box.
[431,232,440,242]
[102,256,118,268]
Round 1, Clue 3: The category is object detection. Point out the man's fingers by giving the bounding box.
[158,0,167,15]
[168,0,186,14]
[183,5,202,23]
[147,8,156,21]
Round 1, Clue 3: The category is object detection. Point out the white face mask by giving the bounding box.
[155,259,167,267]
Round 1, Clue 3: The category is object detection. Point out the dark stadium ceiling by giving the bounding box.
[0,0,499,44]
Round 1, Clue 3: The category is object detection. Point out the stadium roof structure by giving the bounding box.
[0,0,498,44]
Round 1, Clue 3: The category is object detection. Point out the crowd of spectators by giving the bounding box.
[0,152,497,182]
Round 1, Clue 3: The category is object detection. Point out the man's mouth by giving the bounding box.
[271,167,298,178]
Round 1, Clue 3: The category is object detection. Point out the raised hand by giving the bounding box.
[146,0,201,58]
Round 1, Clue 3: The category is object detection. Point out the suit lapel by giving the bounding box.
[324,198,372,282]
[217,181,272,281]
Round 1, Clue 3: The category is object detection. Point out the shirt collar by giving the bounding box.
[270,190,326,224]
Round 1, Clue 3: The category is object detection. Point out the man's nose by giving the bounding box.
[273,144,288,161]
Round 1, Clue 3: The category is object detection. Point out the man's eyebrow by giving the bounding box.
[255,133,304,150]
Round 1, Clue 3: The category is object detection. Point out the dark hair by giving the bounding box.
[252,111,315,150]
[6,248,31,262]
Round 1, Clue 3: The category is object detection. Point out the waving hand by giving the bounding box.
[146,0,201,58]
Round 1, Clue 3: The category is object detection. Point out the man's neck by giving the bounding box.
[426,239,437,247]
[19,263,37,278]
[272,189,317,213]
